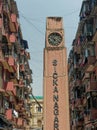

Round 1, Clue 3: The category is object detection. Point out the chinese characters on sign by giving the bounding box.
[52,60,59,130]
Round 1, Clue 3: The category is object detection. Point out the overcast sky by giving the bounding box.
[15,0,83,96]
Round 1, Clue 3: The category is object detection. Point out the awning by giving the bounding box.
[8,66,14,72]
[0,60,15,72]
[6,109,12,120]
[17,118,23,126]
[7,57,16,72]
[0,61,9,70]
[5,81,16,96]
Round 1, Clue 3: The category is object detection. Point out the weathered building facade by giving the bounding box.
[0,0,32,129]
[68,0,97,129]
[30,96,43,130]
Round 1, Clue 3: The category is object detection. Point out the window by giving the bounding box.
[37,107,42,112]
[92,96,97,108]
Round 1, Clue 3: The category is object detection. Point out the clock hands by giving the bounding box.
[48,32,62,46]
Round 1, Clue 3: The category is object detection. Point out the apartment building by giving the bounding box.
[0,0,32,130]
[30,96,43,130]
[68,0,97,130]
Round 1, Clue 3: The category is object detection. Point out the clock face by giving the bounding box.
[48,32,62,46]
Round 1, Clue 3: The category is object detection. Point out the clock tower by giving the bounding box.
[43,17,70,130]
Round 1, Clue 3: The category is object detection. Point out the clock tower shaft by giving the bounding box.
[43,17,70,130]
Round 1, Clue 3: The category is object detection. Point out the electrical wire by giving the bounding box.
[19,12,44,36]
[63,9,80,17]
[31,93,42,109]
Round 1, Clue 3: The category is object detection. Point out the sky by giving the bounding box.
[15,0,83,96]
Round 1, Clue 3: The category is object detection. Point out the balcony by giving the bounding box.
[82,73,90,82]
[7,56,16,72]
[0,60,9,71]
[84,110,90,124]
[0,18,2,28]
[16,118,23,126]
[9,95,15,102]
[0,2,2,14]
[25,51,30,59]
[0,60,16,74]
[0,57,15,74]
[84,109,97,123]
[79,0,90,21]
[0,108,5,115]
[91,0,97,16]
[9,33,16,43]
[20,49,25,55]
[12,117,17,125]
[86,80,97,92]
[90,108,97,120]
[73,45,81,54]
[75,79,81,87]
[75,98,83,108]
[5,109,12,120]
[84,56,96,72]
[9,14,18,33]
[21,39,29,49]
[0,50,4,60]
[5,81,16,96]
[7,56,14,66]
[11,13,17,23]
[26,86,32,94]
[69,81,75,91]
[94,66,97,76]
[20,64,25,72]
[83,97,87,105]
[15,104,21,111]
[76,119,84,127]
[16,98,24,109]
[18,79,25,87]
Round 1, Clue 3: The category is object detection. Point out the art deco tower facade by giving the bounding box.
[43,17,70,130]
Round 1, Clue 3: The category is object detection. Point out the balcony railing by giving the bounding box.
[75,98,83,108]
[84,109,97,123]
[5,109,12,120]
[20,64,25,72]
[91,0,97,15]
[0,108,5,115]
[84,56,96,72]
[16,118,23,126]
[93,28,97,42]
[82,73,90,82]
[75,79,82,87]
[7,56,16,72]
[11,13,17,23]
[5,81,16,95]
[9,33,16,43]
[86,80,97,92]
